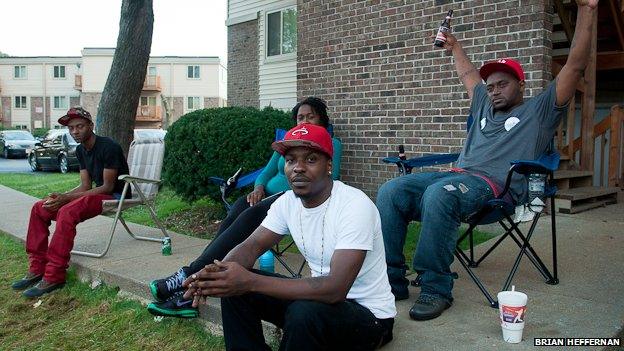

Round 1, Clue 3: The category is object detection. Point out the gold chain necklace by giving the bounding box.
[298,195,332,276]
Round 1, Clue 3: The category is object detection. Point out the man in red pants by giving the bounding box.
[11,106,129,298]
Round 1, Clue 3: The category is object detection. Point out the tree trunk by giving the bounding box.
[97,0,153,155]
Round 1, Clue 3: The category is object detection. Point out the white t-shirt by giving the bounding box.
[261,180,397,319]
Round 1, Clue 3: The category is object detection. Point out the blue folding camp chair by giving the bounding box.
[383,117,559,308]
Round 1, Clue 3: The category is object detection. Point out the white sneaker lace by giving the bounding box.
[164,270,186,292]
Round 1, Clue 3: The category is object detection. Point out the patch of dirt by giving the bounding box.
[163,206,224,239]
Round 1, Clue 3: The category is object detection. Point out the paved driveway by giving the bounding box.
[0,157,32,173]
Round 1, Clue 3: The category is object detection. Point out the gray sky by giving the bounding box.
[0,0,227,61]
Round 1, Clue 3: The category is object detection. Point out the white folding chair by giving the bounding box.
[72,138,170,258]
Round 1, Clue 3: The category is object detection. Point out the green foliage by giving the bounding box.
[163,106,294,201]
[32,127,50,138]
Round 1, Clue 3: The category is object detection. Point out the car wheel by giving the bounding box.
[59,155,69,174]
[29,153,41,171]
[2,148,8,159]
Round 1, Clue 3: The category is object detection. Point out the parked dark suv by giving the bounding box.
[29,129,80,173]
[0,130,37,158]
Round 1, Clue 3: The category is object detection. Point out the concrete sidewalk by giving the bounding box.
[1,184,622,350]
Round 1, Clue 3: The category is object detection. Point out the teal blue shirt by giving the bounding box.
[254,138,342,195]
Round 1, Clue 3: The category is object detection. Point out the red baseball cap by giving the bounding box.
[479,58,525,82]
[58,106,93,126]
[272,123,333,158]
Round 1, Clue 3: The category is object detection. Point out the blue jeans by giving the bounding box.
[376,172,495,302]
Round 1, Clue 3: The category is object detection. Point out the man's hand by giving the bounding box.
[576,0,599,8]
[246,186,265,206]
[42,192,70,211]
[183,261,254,306]
[431,32,457,52]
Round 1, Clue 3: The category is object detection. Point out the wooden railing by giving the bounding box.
[143,75,161,91]
[136,105,162,122]
[559,105,624,187]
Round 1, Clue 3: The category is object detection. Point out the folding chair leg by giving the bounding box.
[132,181,170,241]
[501,212,556,291]
[119,217,164,243]
[454,249,498,308]
[549,195,559,284]
[71,182,133,258]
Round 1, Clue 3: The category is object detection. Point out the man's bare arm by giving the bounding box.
[437,33,481,99]
[555,1,599,106]
[188,248,366,304]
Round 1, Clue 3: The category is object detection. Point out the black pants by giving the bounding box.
[184,193,282,275]
[221,273,394,351]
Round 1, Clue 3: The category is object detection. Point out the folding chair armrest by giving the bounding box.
[118,174,161,184]
[383,153,460,168]
[498,152,560,199]
[509,152,560,175]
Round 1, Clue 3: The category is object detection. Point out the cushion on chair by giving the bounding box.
[127,138,164,198]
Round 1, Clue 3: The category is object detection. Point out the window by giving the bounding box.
[53,96,68,109]
[14,65,26,79]
[53,65,66,78]
[148,66,157,76]
[266,7,297,57]
[14,96,27,109]
[187,96,201,110]
[187,65,200,79]
[13,125,29,130]
[140,96,157,106]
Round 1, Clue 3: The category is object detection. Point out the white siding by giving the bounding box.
[228,0,285,20]
[227,0,296,110]
[81,55,113,92]
[257,2,297,110]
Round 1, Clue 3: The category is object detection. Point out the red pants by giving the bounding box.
[25,194,113,283]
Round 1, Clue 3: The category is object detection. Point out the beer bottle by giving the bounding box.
[434,10,453,47]
[398,145,406,160]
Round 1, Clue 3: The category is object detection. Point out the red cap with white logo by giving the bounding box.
[479,58,525,82]
[272,123,333,158]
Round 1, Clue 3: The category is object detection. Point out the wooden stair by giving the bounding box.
[553,158,620,213]
[555,186,619,213]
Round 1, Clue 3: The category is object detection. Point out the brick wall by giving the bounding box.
[228,20,259,108]
[1,97,11,127]
[204,97,227,108]
[297,0,554,197]
[170,97,184,124]
[30,97,44,129]
[81,93,101,119]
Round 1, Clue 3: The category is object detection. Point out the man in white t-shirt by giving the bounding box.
[183,123,396,350]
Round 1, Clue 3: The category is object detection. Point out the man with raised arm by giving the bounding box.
[185,123,396,350]
[377,0,599,321]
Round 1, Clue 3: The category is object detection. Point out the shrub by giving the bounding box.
[32,128,50,138]
[163,106,294,202]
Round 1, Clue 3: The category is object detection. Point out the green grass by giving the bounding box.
[0,172,224,238]
[0,172,80,198]
[0,231,225,350]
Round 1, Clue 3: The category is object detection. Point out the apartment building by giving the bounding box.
[226,0,624,196]
[0,57,81,130]
[0,48,227,130]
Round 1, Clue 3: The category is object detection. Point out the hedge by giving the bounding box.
[163,106,294,202]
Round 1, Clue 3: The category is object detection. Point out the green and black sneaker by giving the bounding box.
[149,268,187,302]
[147,291,199,319]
